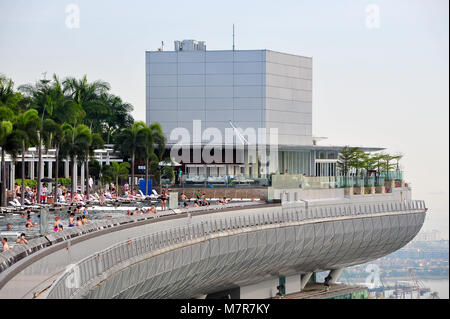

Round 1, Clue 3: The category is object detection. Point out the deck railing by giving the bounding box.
[0,202,263,275]
[46,199,426,299]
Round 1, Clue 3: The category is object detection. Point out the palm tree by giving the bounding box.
[63,75,110,134]
[137,127,153,196]
[149,123,166,192]
[150,123,166,162]
[19,78,55,203]
[116,121,147,193]
[0,120,13,206]
[107,162,130,196]
[0,75,23,206]
[100,94,134,144]
[14,109,40,204]
[0,74,24,113]
[20,75,86,202]
[60,124,92,199]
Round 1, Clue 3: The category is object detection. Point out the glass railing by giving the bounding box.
[365,176,375,187]
[175,174,270,188]
[381,171,403,181]
[375,176,385,186]
[272,174,338,189]
[339,176,354,188]
[169,171,403,190]
[354,177,365,187]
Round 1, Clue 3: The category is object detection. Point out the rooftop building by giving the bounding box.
[145,40,382,180]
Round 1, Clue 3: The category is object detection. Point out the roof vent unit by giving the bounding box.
[198,41,206,51]
[174,40,181,51]
[174,39,206,52]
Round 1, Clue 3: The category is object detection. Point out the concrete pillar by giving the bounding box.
[30,161,35,180]
[311,150,316,176]
[64,158,70,178]
[73,159,77,193]
[40,159,44,184]
[10,163,15,190]
[253,150,259,178]
[244,147,249,176]
[48,161,53,192]
[80,162,85,193]
[300,272,313,290]
[324,268,344,286]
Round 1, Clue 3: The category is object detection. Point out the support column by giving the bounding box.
[324,268,344,286]
[10,163,15,191]
[73,159,78,193]
[40,159,44,185]
[30,161,35,180]
[80,162,85,193]
[65,157,70,178]
[310,150,316,176]
[48,161,53,192]
[244,147,249,176]
[300,272,313,291]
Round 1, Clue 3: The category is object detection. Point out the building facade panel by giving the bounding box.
[146,48,312,145]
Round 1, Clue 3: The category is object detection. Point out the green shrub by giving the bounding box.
[14,179,37,188]
[58,178,72,185]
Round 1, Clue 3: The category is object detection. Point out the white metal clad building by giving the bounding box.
[145,40,312,146]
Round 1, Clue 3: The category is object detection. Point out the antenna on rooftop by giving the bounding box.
[232,24,235,51]
[229,121,249,145]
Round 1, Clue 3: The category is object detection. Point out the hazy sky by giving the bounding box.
[0,0,448,237]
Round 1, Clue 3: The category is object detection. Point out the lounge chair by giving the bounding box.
[9,199,22,208]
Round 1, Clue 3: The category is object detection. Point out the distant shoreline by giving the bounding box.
[346,276,449,282]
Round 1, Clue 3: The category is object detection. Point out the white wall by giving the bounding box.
[265,51,313,146]
[146,49,313,147]
[146,50,265,143]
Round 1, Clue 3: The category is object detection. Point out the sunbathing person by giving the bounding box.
[25,218,34,230]
[16,233,28,245]
[99,193,106,205]
[2,238,11,252]
[216,197,229,205]
[201,198,210,207]
[53,216,62,231]
[68,213,76,227]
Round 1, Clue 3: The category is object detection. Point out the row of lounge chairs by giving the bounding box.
[184,175,256,184]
